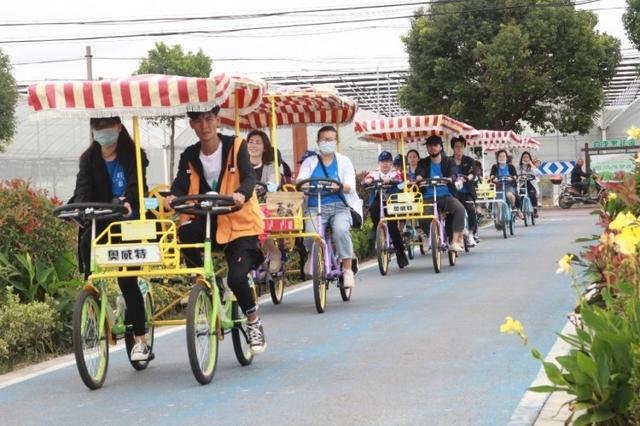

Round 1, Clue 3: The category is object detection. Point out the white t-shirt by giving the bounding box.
[199,144,222,190]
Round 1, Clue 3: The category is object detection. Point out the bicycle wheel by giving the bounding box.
[339,274,352,302]
[311,242,327,313]
[430,221,441,273]
[186,283,218,385]
[376,224,389,276]
[406,235,415,260]
[531,209,536,226]
[73,289,109,390]
[125,291,155,371]
[231,301,254,366]
[419,235,426,255]
[523,204,529,227]
[448,249,457,266]
[268,276,285,305]
[509,214,515,236]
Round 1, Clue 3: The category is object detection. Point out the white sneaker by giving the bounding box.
[450,243,465,252]
[130,342,150,361]
[246,320,267,355]
[342,270,355,288]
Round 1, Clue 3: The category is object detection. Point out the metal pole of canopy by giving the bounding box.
[400,133,408,190]
[132,116,146,219]
[269,96,280,186]
[234,89,240,137]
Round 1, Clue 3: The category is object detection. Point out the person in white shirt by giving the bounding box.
[297,125,362,288]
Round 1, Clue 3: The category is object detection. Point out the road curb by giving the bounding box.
[507,321,575,425]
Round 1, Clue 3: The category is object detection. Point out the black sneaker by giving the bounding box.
[246,320,267,355]
[396,250,409,269]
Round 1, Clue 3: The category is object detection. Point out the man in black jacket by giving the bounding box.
[415,136,467,252]
[570,158,591,195]
[163,106,267,355]
[450,136,478,246]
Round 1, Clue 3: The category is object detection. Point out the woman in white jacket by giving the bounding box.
[297,125,362,288]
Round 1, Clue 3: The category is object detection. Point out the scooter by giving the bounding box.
[558,176,605,209]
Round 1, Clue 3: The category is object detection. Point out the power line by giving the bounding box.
[0,1,448,27]
[0,0,602,45]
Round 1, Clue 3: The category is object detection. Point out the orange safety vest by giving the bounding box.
[179,137,264,244]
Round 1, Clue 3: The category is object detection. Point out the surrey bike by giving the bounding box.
[296,177,355,313]
[418,177,459,273]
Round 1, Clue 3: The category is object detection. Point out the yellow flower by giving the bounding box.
[608,211,638,232]
[600,232,615,246]
[627,126,640,141]
[556,254,574,274]
[608,192,617,201]
[500,316,527,343]
[613,227,640,256]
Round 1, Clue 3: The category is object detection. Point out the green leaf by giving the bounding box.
[576,351,598,382]
[590,409,615,422]
[542,361,566,386]
[527,385,563,393]
[612,382,633,413]
[573,412,593,426]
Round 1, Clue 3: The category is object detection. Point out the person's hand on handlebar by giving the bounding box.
[232,192,246,206]
[163,194,176,211]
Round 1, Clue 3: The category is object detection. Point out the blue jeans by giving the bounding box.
[304,202,354,260]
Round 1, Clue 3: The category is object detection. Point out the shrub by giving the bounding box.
[0,179,76,265]
[352,218,375,261]
[0,287,59,372]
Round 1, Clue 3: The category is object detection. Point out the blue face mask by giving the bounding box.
[318,141,336,155]
[93,128,119,147]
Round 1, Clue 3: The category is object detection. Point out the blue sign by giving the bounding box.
[539,161,575,176]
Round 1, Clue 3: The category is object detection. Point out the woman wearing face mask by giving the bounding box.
[489,149,520,215]
[297,125,362,288]
[72,116,151,362]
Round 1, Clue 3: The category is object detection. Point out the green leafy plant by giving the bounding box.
[0,287,59,372]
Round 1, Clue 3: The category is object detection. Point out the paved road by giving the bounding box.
[0,209,596,425]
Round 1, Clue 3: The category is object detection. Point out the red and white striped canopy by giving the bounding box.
[466,130,522,149]
[28,74,233,119]
[354,115,479,143]
[520,136,541,150]
[218,86,357,130]
[217,75,267,120]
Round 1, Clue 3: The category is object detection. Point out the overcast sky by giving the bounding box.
[1,0,632,84]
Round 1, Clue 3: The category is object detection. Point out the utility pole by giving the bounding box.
[85,46,93,80]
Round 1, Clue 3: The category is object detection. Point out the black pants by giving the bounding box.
[419,196,466,239]
[178,219,263,315]
[524,182,538,209]
[369,196,405,253]
[572,181,589,195]
[79,222,146,336]
[456,192,477,234]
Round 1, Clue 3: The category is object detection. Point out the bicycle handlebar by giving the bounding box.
[171,193,239,216]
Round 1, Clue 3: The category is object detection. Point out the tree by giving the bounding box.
[624,0,640,50]
[0,49,18,152]
[135,42,213,181]
[399,0,621,134]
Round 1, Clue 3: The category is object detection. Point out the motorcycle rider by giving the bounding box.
[570,158,591,195]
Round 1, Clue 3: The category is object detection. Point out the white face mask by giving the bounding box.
[318,140,337,154]
[498,159,507,165]
[93,128,119,147]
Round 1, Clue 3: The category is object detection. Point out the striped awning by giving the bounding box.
[466,130,522,149]
[218,86,357,130]
[217,75,267,120]
[520,136,541,150]
[354,115,479,143]
[28,74,233,119]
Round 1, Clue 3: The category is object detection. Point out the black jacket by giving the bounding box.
[415,155,458,196]
[171,133,256,200]
[452,155,477,199]
[570,165,590,184]
[72,142,149,211]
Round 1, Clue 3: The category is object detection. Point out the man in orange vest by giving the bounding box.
[164,106,266,354]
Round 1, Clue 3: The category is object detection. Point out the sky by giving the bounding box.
[0,0,632,84]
